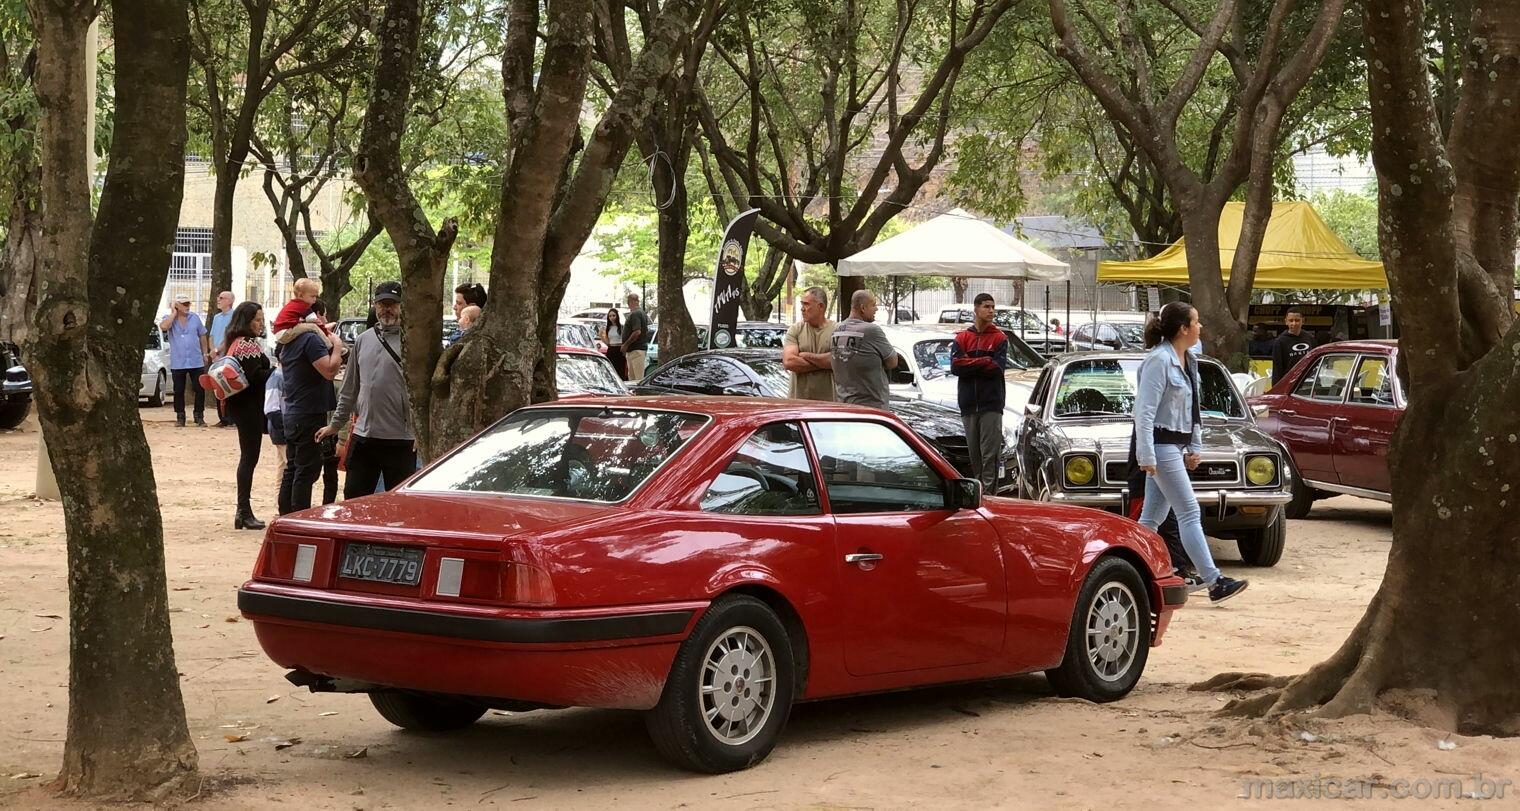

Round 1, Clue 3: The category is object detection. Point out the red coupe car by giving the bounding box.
[240,397,1187,773]
[1249,340,1401,517]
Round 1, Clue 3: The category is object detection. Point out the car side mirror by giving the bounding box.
[1251,404,1269,418]
[945,477,982,510]
[888,358,914,385]
[1024,403,1042,418]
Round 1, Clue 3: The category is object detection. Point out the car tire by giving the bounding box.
[146,370,166,408]
[368,690,487,731]
[1285,469,1315,519]
[1045,556,1151,702]
[1236,508,1287,567]
[644,595,796,774]
[0,399,31,430]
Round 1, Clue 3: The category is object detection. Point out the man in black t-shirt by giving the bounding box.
[277,326,344,514]
[1271,309,1317,384]
[622,292,651,380]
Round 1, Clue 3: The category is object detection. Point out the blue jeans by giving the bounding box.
[1138,442,1221,584]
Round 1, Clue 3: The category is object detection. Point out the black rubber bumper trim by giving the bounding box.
[1161,585,1189,606]
[238,589,694,644]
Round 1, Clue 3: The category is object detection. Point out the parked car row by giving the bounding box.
[1,340,32,429]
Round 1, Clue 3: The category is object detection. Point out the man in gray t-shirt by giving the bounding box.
[831,289,898,409]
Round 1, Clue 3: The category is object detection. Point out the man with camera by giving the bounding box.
[318,282,415,498]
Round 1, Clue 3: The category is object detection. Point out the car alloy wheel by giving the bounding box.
[645,595,796,773]
[1085,582,1140,682]
[698,626,777,746]
[1046,556,1151,702]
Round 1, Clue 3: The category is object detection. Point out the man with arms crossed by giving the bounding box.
[950,293,1010,492]
[782,286,835,401]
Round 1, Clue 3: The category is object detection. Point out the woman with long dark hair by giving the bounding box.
[603,307,627,379]
[221,302,273,530]
[1133,302,1248,604]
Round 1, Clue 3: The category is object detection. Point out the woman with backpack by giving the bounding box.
[216,302,273,530]
[1134,302,1248,604]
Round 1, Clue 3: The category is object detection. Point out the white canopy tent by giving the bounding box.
[837,208,1072,282]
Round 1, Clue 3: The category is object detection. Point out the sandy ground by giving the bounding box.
[1,405,1516,809]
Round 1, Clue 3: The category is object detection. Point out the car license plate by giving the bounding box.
[339,543,424,586]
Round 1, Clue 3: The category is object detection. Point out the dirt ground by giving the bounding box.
[1,405,1516,809]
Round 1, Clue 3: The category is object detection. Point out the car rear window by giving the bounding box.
[409,408,707,502]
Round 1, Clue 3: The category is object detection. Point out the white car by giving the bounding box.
[141,327,170,406]
[879,324,1044,430]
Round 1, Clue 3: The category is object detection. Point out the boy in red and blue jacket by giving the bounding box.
[949,293,1010,491]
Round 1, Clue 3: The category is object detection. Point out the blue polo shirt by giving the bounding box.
[210,310,232,352]
[166,313,207,370]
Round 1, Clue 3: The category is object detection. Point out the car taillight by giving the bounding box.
[500,543,556,606]
[257,534,330,586]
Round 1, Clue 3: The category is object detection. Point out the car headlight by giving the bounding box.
[1245,455,1277,486]
[1064,454,1097,487]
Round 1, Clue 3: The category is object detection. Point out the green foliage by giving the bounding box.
[1311,187,1379,260]
[593,200,724,289]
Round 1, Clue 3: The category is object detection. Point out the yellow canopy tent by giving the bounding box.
[1097,201,1387,289]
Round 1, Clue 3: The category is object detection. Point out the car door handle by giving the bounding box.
[1279,409,1296,416]
[844,553,884,565]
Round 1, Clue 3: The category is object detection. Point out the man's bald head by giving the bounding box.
[850,289,879,322]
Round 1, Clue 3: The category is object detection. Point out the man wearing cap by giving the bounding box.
[317,281,415,497]
[159,293,213,427]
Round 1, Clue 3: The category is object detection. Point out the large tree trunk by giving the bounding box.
[353,0,456,461]
[26,0,199,799]
[208,159,240,316]
[1201,0,1520,734]
[1178,205,1246,366]
[654,148,697,359]
[0,162,41,347]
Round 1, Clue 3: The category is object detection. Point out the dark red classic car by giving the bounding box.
[1249,340,1401,517]
[240,398,1186,773]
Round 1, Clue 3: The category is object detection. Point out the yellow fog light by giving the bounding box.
[1064,456,1096,487]
[1246,456,1276,486]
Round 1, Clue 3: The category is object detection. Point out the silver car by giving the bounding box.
[141,327,171,406]
[1015,351,1293,566]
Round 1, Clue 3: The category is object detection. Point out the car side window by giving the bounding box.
[807,421,944,513]
[1302,354,1357,401]
[1348,356,1394,406]
[700,422,821,516]
[1073,324,1094,343]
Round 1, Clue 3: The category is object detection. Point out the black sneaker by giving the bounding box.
[1177,567,1208,593]
[175,416,186,427]
[1208,576,1248,604]
[194,418,208,427]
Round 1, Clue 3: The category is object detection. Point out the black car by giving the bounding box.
[634,348,1017,492]
[2,341,34,429]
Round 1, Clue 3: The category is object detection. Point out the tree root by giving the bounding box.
[1202,592,1395,719]
[1190,672,1293,692]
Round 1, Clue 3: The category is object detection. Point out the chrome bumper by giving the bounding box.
[1050,488,1292,510]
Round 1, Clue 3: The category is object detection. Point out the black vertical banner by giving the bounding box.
[707,208,761,350]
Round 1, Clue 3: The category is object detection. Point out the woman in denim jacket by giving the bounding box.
[1133,302,1248,604]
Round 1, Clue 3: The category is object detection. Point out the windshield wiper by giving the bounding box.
[1059,410,1124,418]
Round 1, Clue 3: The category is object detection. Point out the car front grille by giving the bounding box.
[1105,459,1239,484]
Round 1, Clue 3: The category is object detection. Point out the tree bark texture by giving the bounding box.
[353,0,457,461]
[26,0,200,799]
[0,44,40,347]
[1204,0,1520,734]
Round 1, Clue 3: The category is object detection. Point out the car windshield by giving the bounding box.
[912,336,1044,376]
[409,408,707,502]
[737,328,786,349]
[993,309,1044,332]
[556,354,626,396]
[1052,358,1245,419]
[1116,323,1144,346]
[745,358,791,397]
[556,323,595,349]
